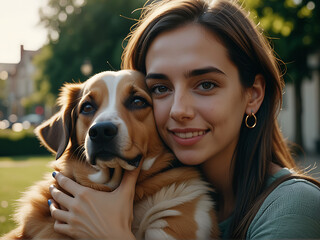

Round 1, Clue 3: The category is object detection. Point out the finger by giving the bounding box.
[49,199,70,224]
[53,172,85,196]
[48,195,68,211]
[53,221,76,238]
[48,198,59,210]
[118,160,142,194]
[49,184,73,210]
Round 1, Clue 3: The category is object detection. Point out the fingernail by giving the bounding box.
[48,199,52,206]
[52,172,56,178]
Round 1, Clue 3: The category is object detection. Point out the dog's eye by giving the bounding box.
[80,102,96,115]
[126,96,149,110]
[132,98,145,107]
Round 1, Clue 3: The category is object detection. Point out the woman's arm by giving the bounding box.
[48,166,141,239]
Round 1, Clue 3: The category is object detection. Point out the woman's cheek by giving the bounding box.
[153,100,169,136]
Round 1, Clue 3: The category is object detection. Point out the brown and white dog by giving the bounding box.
[3,70,219,240]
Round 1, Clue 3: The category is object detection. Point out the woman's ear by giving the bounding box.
[245,74,265,115]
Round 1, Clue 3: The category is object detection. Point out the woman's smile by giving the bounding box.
[169,128,209,146]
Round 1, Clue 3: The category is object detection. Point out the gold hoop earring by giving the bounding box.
[245,112,257,128]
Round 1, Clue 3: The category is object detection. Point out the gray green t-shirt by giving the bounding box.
[219,168,320,239]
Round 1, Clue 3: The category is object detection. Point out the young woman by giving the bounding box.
[48,0,320,238]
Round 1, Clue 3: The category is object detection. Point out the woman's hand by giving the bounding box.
[48,166,141,240]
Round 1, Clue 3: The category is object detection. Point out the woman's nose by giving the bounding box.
[169,91,195,122]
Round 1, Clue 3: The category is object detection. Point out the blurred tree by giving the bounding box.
[0,77,7,117]
[33,0,143,108]
[0,78,6,101]
[241,0,320,149]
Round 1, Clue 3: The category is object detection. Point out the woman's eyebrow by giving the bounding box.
[145,73,168,81]
[186,66,226,78]
[145,66,226,81]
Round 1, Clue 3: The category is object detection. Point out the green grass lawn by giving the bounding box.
[0,155,54,236]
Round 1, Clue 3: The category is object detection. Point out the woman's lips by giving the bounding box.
[169,129,209,146]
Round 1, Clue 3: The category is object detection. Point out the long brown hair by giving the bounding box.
[121,0,316,237]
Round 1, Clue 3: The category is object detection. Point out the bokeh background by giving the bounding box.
[0,0,319,235]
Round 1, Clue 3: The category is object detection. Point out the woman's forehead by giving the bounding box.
[145,24,236,78]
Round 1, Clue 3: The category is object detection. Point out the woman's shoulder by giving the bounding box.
[247,168,320,239]
[267,168,320,202]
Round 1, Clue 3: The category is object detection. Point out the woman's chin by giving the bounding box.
[174,152,207,166]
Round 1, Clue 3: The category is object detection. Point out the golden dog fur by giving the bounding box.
[2,70,218,239]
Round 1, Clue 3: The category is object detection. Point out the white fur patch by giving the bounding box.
[142,156,158,171]
[100,74,131,150]
[88,169,109,184]
[132,179,213,240]
[195,195,214,239]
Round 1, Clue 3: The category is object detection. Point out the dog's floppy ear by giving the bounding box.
[35,83,82,159]
[35,112,71,160]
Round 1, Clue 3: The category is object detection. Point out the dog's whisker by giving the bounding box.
[68,146,82,160]
[76,145,85,155]
[79,152,87,163]
[78,149,87,163]
[72,144,86,161]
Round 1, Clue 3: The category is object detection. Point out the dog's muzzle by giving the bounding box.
[86,121,142,189]
[87,121,142,168]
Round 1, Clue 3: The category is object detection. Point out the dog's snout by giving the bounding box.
[89,122,118,142]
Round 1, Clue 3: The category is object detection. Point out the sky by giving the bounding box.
[0,0,48,63]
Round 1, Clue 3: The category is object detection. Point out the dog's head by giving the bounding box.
[36,70,167,190]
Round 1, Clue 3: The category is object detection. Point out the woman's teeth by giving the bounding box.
[174,131,205,139]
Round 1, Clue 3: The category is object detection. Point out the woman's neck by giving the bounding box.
[200,153,235,222]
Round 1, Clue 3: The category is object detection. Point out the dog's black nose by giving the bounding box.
[89,122,118,142]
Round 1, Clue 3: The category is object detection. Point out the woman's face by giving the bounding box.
[145,24,250,166]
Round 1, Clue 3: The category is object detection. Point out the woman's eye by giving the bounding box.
[151,85,169,95]
[198,81,215,91]
[80,102,96,115]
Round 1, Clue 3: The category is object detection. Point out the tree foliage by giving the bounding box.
[33,0,143,105]
[243,0,319,80]
[241,0,320,148]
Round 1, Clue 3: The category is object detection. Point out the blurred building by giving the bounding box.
[278,52,320,154]
[0,45,38,119]
[0,62,15,118]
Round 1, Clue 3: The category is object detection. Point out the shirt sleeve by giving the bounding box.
[247,179,320,239]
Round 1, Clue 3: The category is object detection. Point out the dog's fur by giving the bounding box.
[3,70,219,239]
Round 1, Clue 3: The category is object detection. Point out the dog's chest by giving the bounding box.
[131,179,215,240]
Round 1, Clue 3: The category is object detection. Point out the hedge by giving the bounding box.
[0,129,51,156]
